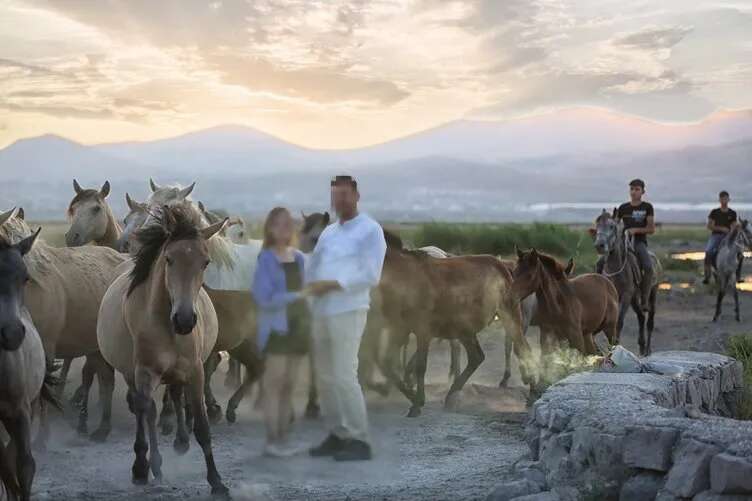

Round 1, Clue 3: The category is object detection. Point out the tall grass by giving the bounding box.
[727,334,752,420]
[410,222,597,268]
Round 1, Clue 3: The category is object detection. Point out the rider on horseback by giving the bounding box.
[703,190,740,284]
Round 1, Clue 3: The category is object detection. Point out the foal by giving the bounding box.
[96,203,229,496]
[511,248,619,358]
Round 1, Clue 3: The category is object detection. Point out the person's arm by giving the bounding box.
[251,253,301,309]
[336,224,387,293]
[629,205,655,235]
[707,213,731,233]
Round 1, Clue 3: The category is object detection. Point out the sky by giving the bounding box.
[1,0,751,149]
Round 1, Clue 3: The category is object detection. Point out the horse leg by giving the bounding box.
[170,383,190,455]
[646,287,657,355]
[158,387,175,436]
[4,409,34,501]
[305,352,321,419]
[226,339,263,424]
[0,439,19,500]
[403,350,417,390]
[445,334,485,412]
[499,328,513,388]
[131,368,157,485]
[188,367,229,497]
[616,297,630,346]
[631,296,647,356]
[89,355,115,443]
[449,339,461,382]
[734,283,741,322]
[31,396,49,453]
[203,351,222,424]
[501,302,538,392]
[713,279,726,322]
[56,357,73,401]
[407,334,430,417]
[224,358,242,389]
[184,386,194,433]
[737,254,744,283]
[75,356,96,436]
[377,329,416,406]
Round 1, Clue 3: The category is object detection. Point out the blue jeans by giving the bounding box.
[705,233,725,265]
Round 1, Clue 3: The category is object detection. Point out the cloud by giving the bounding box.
[207,53,409,105]
[613,25,694,50]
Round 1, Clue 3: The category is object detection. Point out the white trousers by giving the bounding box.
[311,309,369,441]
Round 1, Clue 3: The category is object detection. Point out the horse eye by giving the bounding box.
[93,206,101,213]
[166,257,173,266]
[204,259,210,269]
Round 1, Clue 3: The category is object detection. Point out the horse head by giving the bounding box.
[591,208,620,256]
[299,211,330,253]
[65,180,113,247]
[118,193,149,253]
[511,247,543,301]
[739,219,752,250]
[0,228,40,351]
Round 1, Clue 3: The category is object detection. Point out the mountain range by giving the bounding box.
[1,107,751,222]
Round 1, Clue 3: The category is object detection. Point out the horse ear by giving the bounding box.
[201,218,228,241]
[565,258,575,276]
[323,211,330,225]
[515,245,524,260]
[125,192,139,211]
[179,182,195,199]
[612,207,618,219]
[530,248,538,258]
[100,180,110,198]
[16,207,24,220]
[73,179,83,194]
[198,201,206,213]
[16,227,41,256]
[149,178,160,193]
[0,207,17,227]
[300,210,307,220]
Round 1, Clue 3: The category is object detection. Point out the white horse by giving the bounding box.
[713,219,752,322]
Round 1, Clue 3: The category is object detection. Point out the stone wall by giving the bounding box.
[488,351,752,501]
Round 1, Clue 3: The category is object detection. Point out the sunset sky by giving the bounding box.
[1,0,751,149]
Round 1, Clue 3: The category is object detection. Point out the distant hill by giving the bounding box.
[1,108,751,221]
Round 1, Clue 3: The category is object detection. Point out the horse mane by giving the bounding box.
[128,203,201,296]
[0,215,33,243]
[536,251,568,279]
[383,229,404,249]
[724,225,741,248]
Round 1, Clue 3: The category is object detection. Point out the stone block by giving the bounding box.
[664,439,720,497]
[623,427,679,472]
[710,453,752,494]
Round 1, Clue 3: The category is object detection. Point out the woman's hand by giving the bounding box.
[305,280,342,296]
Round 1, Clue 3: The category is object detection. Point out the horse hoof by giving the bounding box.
[207,404,223,424]
[131,473,149,486]
[444,393,461,412]
[211,484,231,499]
[406,406,421,418]
[174,438,190,455]
[160,422,174,436]
[498,375,511,388]
[89,428,110,443]
[226,408,236,424]
[305,404,320,420]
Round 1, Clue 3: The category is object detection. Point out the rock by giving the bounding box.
[551,486,580,501]
[710,453,752,494]
[540,433,572,474]
[510,493,560,501]
[654,489,683,501]
[664,439,720,497]
[548,409,570,432]
[619,471,664,501]
[693,491,752,500]
[486,479,542,501]
[519,468,547,488]
[622,427,679,472]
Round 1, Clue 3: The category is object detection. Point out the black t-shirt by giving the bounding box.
[617,201,654,244]
[708,208,737,234]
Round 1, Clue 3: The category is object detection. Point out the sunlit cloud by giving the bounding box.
[1,0,751,148]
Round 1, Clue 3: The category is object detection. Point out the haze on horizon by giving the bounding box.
[1,0,751,150]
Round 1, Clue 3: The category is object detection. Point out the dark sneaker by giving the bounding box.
[702,277,710,285]
[309,434,345,457]
[333,439,372,462]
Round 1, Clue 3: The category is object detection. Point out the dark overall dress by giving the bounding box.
[264,261,310,355]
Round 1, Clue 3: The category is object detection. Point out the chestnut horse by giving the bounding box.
[511,248,619,359]
[96,203,228,496]
[378,231,537,417]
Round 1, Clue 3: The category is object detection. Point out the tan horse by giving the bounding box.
[96,203,228,495]
[511,248,619,357]
[65,180,122,249]
[0,229,57,501]
[377,230,537,417]
[0,208,126,443]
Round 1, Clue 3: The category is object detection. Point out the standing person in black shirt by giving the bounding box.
[616,179,656,311]
[703,190,739,284]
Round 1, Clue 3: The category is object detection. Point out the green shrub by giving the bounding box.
[727,335,752,420]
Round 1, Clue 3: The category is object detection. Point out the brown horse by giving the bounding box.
[511,248,619,358]
[96,203,228,496]
[0,229,51,501]
[378,231,537,417]
[0,208,126,443]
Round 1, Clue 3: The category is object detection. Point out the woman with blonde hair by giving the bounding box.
[251,207,310,456]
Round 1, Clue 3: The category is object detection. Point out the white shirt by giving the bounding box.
[305,212,387,317]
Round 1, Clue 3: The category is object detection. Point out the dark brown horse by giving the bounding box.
[511,248,619,358]
[378,231,537,417]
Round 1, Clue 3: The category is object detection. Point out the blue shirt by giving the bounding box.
[250,248,306,352]
[305,212,386,317]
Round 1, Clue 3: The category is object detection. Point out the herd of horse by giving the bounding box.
[0,179,750,500]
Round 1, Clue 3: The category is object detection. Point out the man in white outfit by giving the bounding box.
[305,175,387,461]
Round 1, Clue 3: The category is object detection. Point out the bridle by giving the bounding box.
[600,224,631,278]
